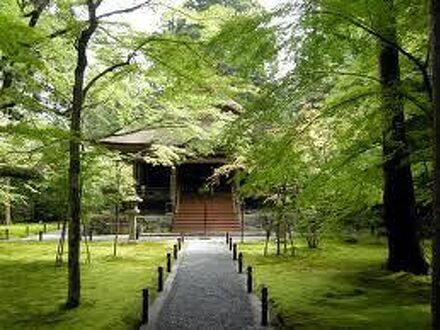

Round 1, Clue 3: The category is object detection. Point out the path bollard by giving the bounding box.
[43,223,47,233]
[247,266,253,293]
[39,231,43,242]
[177,238,182,250]
[89,228,93,241]
[261,286,268,326]
[181,233,184,243]
[142,288,149,324]
[158,267,164,292]
[233,243,237,260]
[173,244,178,260]
[5,229,9,240]
[229,237,232,251]
[226,232,229,244]
[26,226,30,237]
[136,228,140,240]
[238,253,243,273]
[166,253,171,272]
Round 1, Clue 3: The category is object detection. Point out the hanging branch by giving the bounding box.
[83,36,152,98]
[83,61,131,98]
[97,1,152,19]
[317,9,433,101]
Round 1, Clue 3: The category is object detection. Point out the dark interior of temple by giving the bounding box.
[135,161,232,214]
[179,163,231,194]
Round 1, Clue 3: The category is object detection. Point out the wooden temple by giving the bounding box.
[100,126,241,233]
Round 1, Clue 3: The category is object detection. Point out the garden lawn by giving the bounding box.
[239,240,431,330]
[0,240,171,330]
[0,223,59,238]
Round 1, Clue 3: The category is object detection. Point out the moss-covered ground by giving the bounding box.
[239,239,430,329]
[0,223,59,238]
[0,240,170,330]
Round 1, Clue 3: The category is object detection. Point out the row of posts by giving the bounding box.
[141,234,184,326]
[2,223,95,242]
[226,232,269,327]
[2,223,49,241]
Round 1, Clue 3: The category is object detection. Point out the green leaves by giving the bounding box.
[0,1,42,64]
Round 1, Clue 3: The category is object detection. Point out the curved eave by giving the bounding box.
[99,141,149,153]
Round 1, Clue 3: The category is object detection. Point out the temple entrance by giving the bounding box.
[178,163,231,194]
[173,163,239,233]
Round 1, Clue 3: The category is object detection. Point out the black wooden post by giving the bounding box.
[276,223,280,256]
[43,223,47,233]
[26,226,29,237]
[5,229,9,240]
[38,231,43,242]
[261,286,268,326]
[158,267,164,292]
[166,253,171,272]
[173,244,178,259]
[229,237,232,251]
[89,228,93,241]
[177,238,182,250]
[238,252,243,273]
[247,266,253,293]
[226,232,229,244]
[241,206,245,243]
[142,288,149,324]
[233,243,237,260]
[181,233,184,243]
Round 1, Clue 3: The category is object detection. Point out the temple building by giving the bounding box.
[100,124,242,234]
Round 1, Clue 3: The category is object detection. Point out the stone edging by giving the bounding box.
[228,242,272,330]
[139,242,185,330]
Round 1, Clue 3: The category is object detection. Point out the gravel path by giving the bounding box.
[153,238,256,330]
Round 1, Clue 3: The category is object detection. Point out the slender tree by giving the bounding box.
[66,0,99,308]
[66,0,150,308]
[378,0,428,275]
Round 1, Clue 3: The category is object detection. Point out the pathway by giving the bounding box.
[151,238,258,330]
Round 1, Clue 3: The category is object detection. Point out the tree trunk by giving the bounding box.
[5,198,11,225]
[431,0,440,327]
[4,178,11,225]
[379,0,428,275]
[66,8,98,308]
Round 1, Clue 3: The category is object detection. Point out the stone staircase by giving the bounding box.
[172,193,241,233]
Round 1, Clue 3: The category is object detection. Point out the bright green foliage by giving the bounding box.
[184,0,258,12]
[223,0,433,241]
[0,0,276,224]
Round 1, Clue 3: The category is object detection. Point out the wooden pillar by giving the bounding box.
[170,167,177,213]
[175,166,181,213]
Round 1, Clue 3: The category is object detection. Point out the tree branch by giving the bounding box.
[83,61,131,97]
[83,36,153,97]
[27,0,50,27]
[318,9,433,101]
[97,1,151,19]
[49,28,70,39]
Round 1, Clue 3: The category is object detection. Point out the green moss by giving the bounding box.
[0,241,170,329]
[239,240,430,329]
[0,223,59,238]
